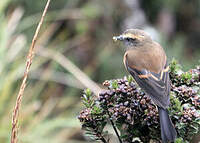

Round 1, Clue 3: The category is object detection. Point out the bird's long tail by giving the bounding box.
[158,107,177,143]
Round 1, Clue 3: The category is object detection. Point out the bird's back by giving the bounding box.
[124,41,166,74]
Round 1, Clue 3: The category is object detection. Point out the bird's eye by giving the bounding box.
[126,37,136,42]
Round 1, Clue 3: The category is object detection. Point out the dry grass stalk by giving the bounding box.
[38,48,102,95]
[10,0,51,143]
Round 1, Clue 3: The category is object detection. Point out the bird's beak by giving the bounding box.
[113,35,124,42]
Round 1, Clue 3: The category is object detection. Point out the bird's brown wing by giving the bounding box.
[125,59,171,109]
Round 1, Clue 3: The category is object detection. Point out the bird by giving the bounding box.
[113,29,177,143]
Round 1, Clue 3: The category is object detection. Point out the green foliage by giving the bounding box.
[82,89,94,108]
[170,58,181,74]
[175,138,188,143]
[79,89,108,142]
[111,80,118,89]
[181,72,192,83]
[127,75,134,84]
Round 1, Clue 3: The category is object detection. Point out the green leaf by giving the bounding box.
[85,88,92,97]
[111,80,118,89]
[170,58,181,73]
[181,72,192,81]
[128,75,133,84]
[175,137,187,143]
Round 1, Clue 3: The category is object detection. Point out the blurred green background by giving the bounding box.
[0,0,199,143]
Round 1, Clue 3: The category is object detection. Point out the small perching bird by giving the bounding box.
[113,29,177,143]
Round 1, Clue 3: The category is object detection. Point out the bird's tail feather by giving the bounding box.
[158,107,177,143]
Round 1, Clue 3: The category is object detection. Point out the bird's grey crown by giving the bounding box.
[122,29,152,49]
[123,29,151,40]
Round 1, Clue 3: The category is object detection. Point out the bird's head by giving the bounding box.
[113,29,152,49]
